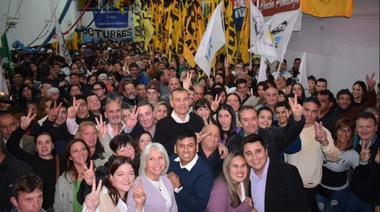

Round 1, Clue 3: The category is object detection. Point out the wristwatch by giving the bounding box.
[174,186,183,193]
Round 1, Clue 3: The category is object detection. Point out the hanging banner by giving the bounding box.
[82,8,134,41]
[259,0,300,17]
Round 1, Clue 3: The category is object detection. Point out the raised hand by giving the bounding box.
[314,121,328,146]
[67,97,80,119]
[182,72,193,90]
[218,143,228,159]
[95,115,108,137]
[210,94,221,112]
[124,105,139,130]
[375,148,380,165]
[196,129,211,144]
[85,178,102,212]
[366,73,376,90]
[132,178,146,210]
[288,95,303,121]
[47,101,62,122]
[20,108,37,130]
[359,140,372,162]
[82,160,95,185]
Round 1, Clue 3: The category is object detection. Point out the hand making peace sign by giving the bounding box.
[95,115,108,137]
[210,94,221,112]
[288,94,303,121]
[314,121,328,146]
[359,140,373,162]
[124,105,139,130]
[84,178,102,212]
[82,160,95,185]
[132,178,146,210]
[20,108,37,130]
[366,73,376,90]
[47,101,62,122]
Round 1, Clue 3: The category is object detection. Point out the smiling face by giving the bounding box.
[138,133,152,153]
[257,110,273,128]
[154,104,168,122]
[243,141,268,177]
[174,137,198,166]
[195,106,211,123]
[138,105,154,129]
[105,102,122,125]
[115,143,136,159]
[170,90,190,117]
[145,148,166,180]
[79,125,97,149]
[355,118,376,142]
[352,84,364,99]
[69,141,89,166]
[302,102,320,127]
[110,163,135,197]
[238,109,258,136]
[337,94,352,110]
[229,155,248,183]
[35,134,54,159]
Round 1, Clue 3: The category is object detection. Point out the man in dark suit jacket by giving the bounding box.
[242,134,310,212]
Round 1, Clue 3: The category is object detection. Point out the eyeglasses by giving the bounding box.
[338,128,352,134]
[93,88,103,92]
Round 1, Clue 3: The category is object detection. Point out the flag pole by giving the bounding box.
[221,0,229,63]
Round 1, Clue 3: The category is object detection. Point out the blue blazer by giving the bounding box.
[127,174,178,212]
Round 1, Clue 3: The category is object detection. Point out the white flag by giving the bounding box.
[0,58,9,94]
[248,1,277,63]
[257,56,267,83]
[51,2,72,66]
[266,10,300,62]
[298,52,308,89]
[194,2,225,77]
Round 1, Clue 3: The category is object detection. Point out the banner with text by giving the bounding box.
[82,8,134,41]
[259,0,300,17]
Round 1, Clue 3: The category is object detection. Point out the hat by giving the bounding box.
[146,81,161,93]
[107,47,113,51]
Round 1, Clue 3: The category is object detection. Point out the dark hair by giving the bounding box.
[134,131,153,155]
[316,78,327,84]
[265,79,277,89]
[307,75,316,83]
[235,78,247,86]
[129,63,139,70]
[104,156,136,206]
[194,98,216,124]
[352,81,368,102]
[303,97,321,108]
[291,83,306,101]
[64,139,91,182]
[238,105,256,121]
[241,134,266,152]
[355,112,377,125]
[18,84,34,100]
[92,81,107,93]
[336,89,353,102]
[12,174,44,199]
[137,100,154,110]
[274,101,290,111]
[317,90,335,103]
[216,104,238,137]
[257,106,273,116]
[175,130,197,144]
[109,134,135,153]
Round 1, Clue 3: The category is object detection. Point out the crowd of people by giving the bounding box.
[0,39,379,212]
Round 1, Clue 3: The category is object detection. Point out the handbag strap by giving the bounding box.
[55,154,60,181]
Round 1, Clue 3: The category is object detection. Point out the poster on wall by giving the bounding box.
[82,8,134,42]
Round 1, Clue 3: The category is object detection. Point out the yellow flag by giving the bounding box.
[239,0,250,63]
[224,0,238,64]
[115,0,124,14]
[72,32,78,51]
[301,0,353,18]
